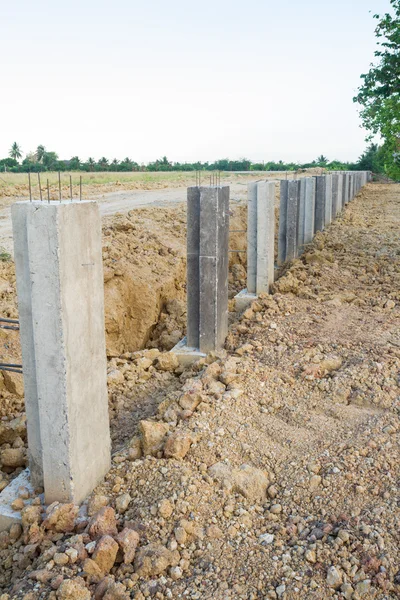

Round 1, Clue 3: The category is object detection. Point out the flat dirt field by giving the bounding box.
[0,180,398,600]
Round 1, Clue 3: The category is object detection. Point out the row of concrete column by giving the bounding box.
[278,171,370,265]
[2,171,370,528]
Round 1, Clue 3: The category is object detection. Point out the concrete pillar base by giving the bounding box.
[171,337,207,367]
[234,289,258,312]
[0,470,35,532]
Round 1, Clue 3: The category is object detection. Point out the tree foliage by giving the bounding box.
[9,142,22,162]
[354,0,400,179]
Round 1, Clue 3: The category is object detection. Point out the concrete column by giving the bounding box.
[343,173,349,206]
[336,173,343,216]
[303,177,316,245]
[331,174,339,220]
[11,201,111,505]
[199,187,229,353]
[324,174,333,227]
[278,180,300,264]
[314,176,326,233]
[186,186,229,354]
[246,183,258,295]
[256,181,275,293]
[298,178,306,254]
[186,187,201,348]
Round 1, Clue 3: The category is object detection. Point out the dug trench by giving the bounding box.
[0,184,398,599]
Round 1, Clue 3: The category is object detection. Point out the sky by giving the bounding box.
[0,0,392,164]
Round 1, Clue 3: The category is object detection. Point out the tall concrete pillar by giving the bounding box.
[335,173,343,217]
[186,186,229,354]
[331,174,339,220]
[343,173,349,206]
[303,177,316,245]
[255,181,275,293]
[314,176,326,233]
[12,201,111,505]
[246,183,258,295]
[278,180,300,264]
[324,174,333,226]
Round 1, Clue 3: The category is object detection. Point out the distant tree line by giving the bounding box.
[1,143,384,174]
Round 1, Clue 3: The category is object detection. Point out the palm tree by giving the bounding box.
[9,142,22,162]
[36,145,46,162]
[87,157,95,172]
[316,155,328,165]
[98,157,109,170]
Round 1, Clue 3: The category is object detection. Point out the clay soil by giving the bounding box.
[0,183,398,600]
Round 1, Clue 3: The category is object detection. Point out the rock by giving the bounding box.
[163,432,194,460]
[82,558,103,583]
[0,447,26,468]
[326,566,342,589]
[206,525,222,539]
[154,354,179,372]
[174,526,187,544]
[178,392,204,412]
[355,580,371,597]
[115,528,140,564]
[107,370,125,385]
[57,579,91,600]
[267,485,278,499]
[276,584,286,598]
[140,420,169,457]
[21,505,42,528]
[103,582,130,600]
[92,535,119,574]
[309,475,322,491]
[340,583,354,600]
[54,552,69,566]
[0,415,27,445]
[259,533,274,545]
[134,543,174,577]
[88,507,118,540]
[2,370,24,396]
[88,495,109,517]
[169,566,183,580]
[43,502,78,533]
[305,549,316,563]
[208,462,269,501]
[115,493,131,514]
[158,499,173,519]
[319,356,342,375]
[128,437,142,461]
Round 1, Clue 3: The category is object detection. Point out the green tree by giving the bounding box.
[316,155,328,166]
[9,142,22,162]
[354,0,400,179]
[36,145,46,162]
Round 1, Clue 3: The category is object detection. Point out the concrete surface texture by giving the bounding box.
[11,201,111,505]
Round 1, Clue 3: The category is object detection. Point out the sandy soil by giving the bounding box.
[0,183,398,600]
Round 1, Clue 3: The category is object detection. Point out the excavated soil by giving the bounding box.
[0,183,398,600]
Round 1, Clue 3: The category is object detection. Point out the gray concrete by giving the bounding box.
[343,173,350,205]
[234,289,258,312]
[278,181,289,265]
[314,176,326,233]
[246,182,258,294]
[171,337,206,367]
[199,187,230,353]
[186,187,201,348]
[12,208,42,489]
[324,174,333,227]
[256,181,275,293]
[303,177,316,245]
[335,173,343,216]
[0,470,34,532]
[183,186,230,355]
[331,174,339,220]
[298,178,306,254]
[11,201,111,505]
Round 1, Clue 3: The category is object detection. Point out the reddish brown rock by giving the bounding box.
[88,507,118,540]
[115,527,140,564]
[92,535,119,574]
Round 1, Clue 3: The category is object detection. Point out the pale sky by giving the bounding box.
[0,0,391,164]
